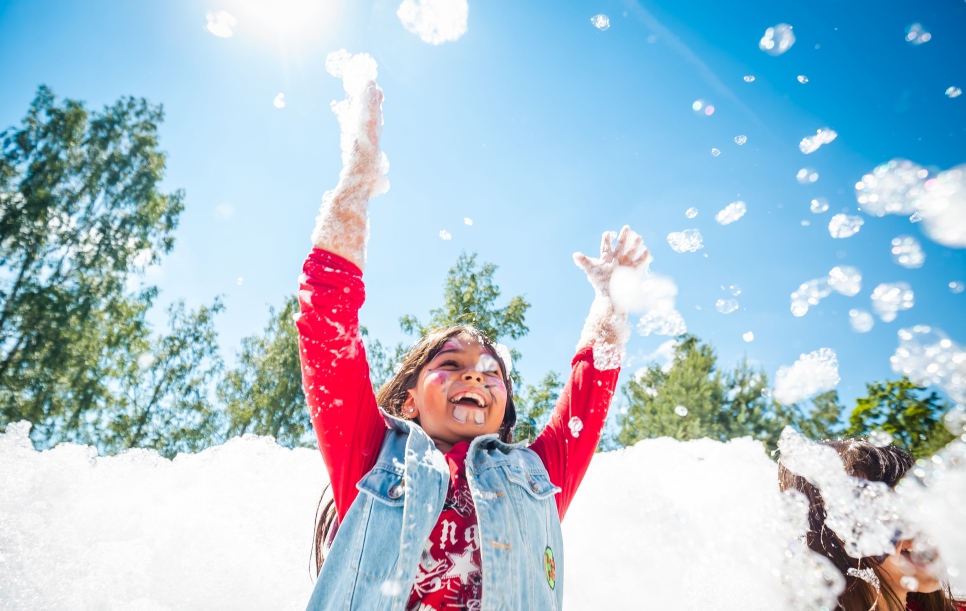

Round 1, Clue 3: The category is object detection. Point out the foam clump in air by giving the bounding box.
[205,10,236,38]
[667,229,703,253]
[686,207,698,218]
[609,265,687,338]
[891,235,925,268]
[828,214,864,238]
[735,135,747,145]
[871,282,914,322]
[777,428,911,558]
[773,348,840,405]
[848,309,874,333]
[905,23,932,45]
[827,265,862,296]
[947,87,962,99]
[0,421,325,610]
[916,164,966,248]
[951,281,965,294]
[791,277,831,317]
[397,0,468,45]
[810,197,829,213]
[715,299,738,314]
[715,201,746,225]
[799,128,837,154]
[797,168,819,184]
[890,325,966,403]
[590,14,610,30]
[759,23,796,56]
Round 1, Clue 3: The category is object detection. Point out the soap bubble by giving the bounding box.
[439,230,452,240]
[951,281,965,294]
[686,207,698,219]
[797,75,809,84]
[716,299,739,314]
[905,23,931,45]
[774,348,841,405]
[800,128,838,154]
[947,87,963,99]
[591,14,610,30]
[743,331,755,342]
[828,214,864,238]
[891,235,925,269]
[674,405,689,417]
[743,75,756,82]
[828,266,862,296]
[715,201,747,225]
[891,325,966,403]
[667,229,704,253]
[791,278,832,317]
[871,282,914,322]
[735,135,747,145]
[568,416,584,437]
[868,431,894,447]
[273,93,286,108]
[810,197,829,213]
[711,148,721,157]
[797,168,819,184]
[849,309,874,333]
[759,23,796,56]
[761,388,773,399]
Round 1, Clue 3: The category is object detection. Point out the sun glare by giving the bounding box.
[212,0,344,47]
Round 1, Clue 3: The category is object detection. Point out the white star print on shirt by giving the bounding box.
[442,548,481,582]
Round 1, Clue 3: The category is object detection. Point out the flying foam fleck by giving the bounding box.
[910,211,923,223]
[891,325,966,403]
[715,201,746,225]
[797,168,819,184]
[494,343,513,374]
[743,331,754,342]
[905,23,932,45]
[397,0,469,45]
[711,148,721,156]
[637,309,687,337]
[591,14,610,30]
[735,135,747,145]
[716,299,739,314]
[773,348,840,405]
[915,164,966,248]
[868,431,894,447]
[800,128,838,154]
[759,23,796,56]
[236,277,244,286]
[871,282,914,322]
[855,158,928,216]
[273,93,286,109]
[729,284,742,296]
[951,281,965,294]
[828,214,864,238]
[791,278,832,317]
[205,10,237,38]
[686,207,698,219]
[439,230,452,240]
[674,405,689,417]
[849,309,874,333]
[797,75,809,84]
[568,416,584,437]
[692,100,704,112]
[464,217,473,225]
[743,75,756,82]
[810,197,829,213]
[891,235,925,269]
[947,87,963,99]
[667,229,703,253]
[828,266,862,296]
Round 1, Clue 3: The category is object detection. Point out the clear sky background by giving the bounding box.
[1,0,964,414]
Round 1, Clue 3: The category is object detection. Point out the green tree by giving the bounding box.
[219,296,311,448]
[0,86,183,447]
[847,377,955,459]
[513,372,563,443]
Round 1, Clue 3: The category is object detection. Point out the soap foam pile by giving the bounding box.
[856,159,966,248]
[1,425,851,610]
[773,348,841,405]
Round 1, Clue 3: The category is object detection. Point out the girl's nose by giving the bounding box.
[463,372,482,382]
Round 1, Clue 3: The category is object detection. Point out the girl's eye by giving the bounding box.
[439,360,459,368]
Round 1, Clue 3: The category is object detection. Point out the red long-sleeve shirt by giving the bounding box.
[297,248,619,609]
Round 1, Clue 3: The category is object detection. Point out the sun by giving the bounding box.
[212,0,345,48]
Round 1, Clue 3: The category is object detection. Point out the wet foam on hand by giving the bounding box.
[773,348,840,405]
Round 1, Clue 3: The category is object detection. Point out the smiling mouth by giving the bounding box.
[450,392,487,426]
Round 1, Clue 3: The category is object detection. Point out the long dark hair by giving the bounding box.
[311,325,516,576]
[778,439,963,611]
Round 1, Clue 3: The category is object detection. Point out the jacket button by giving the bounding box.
[388,484,403,499]
[529,480,540,493]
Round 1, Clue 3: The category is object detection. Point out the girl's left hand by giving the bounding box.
[573,225,650,297]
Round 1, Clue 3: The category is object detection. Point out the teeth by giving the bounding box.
[453,405,469,424]
[473,410,485,426]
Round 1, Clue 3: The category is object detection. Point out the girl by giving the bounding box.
[296,79,649,610]
[779,440,965,611]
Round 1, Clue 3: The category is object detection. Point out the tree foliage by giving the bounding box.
[0,86,187,448]
[219,296,311,448]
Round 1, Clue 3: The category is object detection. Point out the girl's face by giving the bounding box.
[879,539,941,596]
[402,334,508,452]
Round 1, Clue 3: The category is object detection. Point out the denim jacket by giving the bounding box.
[306,411,565,611]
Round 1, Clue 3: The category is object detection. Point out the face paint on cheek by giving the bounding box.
[427,371,448,386]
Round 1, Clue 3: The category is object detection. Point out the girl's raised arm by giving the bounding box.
[530,226,648,519]
[298,61,390,520]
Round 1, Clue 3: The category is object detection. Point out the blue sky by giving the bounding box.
[1,0,964,413]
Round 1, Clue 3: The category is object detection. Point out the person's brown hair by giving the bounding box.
[778,439,963,611]
[311,325,516,576]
